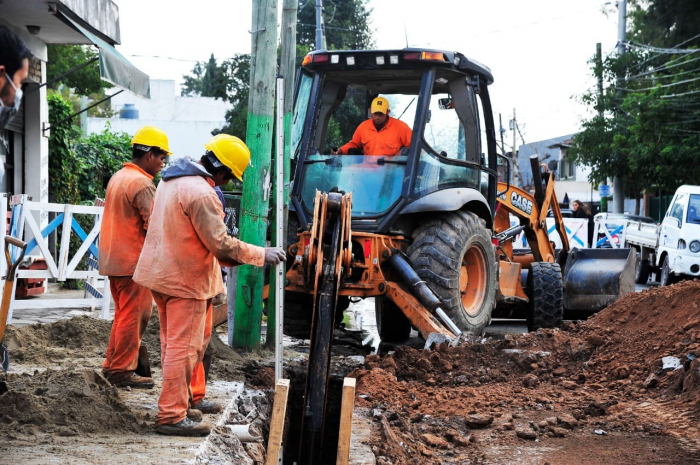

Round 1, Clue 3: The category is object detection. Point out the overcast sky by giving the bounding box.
[114,0,620,145]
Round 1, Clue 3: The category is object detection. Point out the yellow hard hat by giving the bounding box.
[131,126,172,155]
[205,134,250,181]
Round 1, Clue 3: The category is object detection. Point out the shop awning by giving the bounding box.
[57,12,150,99]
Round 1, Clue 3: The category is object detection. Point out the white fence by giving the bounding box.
[2,194,110,324]
[510,216,591,249]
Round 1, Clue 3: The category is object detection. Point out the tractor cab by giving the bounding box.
[290,48,500,233]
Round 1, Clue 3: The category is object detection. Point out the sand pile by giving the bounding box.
[0,369,141,438]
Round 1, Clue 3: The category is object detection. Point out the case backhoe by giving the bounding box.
[282,48,635,464]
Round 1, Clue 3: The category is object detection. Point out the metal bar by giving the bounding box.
[26,57,99,94]
[43,90,124,134]
[274,77,285,382]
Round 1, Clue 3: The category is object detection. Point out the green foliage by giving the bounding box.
[570,1,700,210]
[47,93,81,205]
[47,45,110,96]
[181,53,229,100]
[74,125,133,201]
[296,0,374,51]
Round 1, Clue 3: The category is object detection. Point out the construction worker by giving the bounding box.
[331,96,412,156]
[133,134,286,436]
[99,126,171,388]
[0,25,32,129]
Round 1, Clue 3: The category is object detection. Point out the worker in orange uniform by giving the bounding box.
[99,126,171,389]
[134,134,286,436]
[331,96,412,156]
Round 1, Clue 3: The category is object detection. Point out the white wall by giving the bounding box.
[88,118,227,159]
[88,79,231,158]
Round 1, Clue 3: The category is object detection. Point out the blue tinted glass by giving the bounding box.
[301,155,406,217]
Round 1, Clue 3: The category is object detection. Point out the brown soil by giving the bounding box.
[351,280,700,464]
[0,369,141,438]
[4,316,112,365]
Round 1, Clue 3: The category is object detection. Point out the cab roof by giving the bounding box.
[303,48,494,85]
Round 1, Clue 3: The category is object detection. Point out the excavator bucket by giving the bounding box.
[561,247,636,312]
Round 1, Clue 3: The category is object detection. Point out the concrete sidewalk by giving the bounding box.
[8,283,114,327]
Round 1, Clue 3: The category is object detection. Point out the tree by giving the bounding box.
[181,0,374,146]
[570,1,700,214]
[47,45,108,96]
[181,53,229,100]
[296,0,374,51]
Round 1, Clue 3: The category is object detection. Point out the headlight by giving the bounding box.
[690,240,700,253]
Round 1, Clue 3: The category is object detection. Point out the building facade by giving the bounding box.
[88,80,232,159]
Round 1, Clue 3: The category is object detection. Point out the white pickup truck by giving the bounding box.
[623,185,700,285]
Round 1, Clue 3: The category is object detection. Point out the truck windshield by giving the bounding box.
[688,194,700,224]
[300,154,406,217]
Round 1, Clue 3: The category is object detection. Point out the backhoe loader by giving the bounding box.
[282,48,635,464]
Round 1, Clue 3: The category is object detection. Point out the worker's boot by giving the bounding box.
[155,418,211,437]
[191,399,222,414]
[114,372,155,389]
[187,409,203,423]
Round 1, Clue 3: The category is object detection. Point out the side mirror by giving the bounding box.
[438,98,454,110]
[664,216,681,228]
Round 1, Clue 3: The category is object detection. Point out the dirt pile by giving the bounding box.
[0,369,141,438]
[5,316,112,365]
[351,280,700,464]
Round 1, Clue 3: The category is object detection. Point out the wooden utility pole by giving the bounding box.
[267,0,298,350]
[233,0,279,350]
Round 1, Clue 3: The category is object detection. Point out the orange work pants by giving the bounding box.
[102,276,153,382]
[152,291,212,426]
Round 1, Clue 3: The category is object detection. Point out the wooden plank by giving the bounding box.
[25,201,104,215]
[336,377,357,465]
[265,378,290,465]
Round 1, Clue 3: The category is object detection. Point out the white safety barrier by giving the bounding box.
[1,194,111,324]
[510,215,590,249]
[592,213,628,249]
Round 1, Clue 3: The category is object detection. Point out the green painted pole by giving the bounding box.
[233,0,279,350]
[267,0,298,349]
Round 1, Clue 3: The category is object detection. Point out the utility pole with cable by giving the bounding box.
[510,109,520,187]
[315,0,324,50]
[613,0,627,213]
[267,0,298,351]
[233,0,279,350]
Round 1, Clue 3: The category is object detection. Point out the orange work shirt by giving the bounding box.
[339,116,412,156]
[133,174,265,300]
[99,163,155,277]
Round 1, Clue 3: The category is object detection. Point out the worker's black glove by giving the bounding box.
[264,247,287,265]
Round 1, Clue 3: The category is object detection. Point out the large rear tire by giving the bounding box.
[526,262,564,332]
[375,297,412,342]
[408,210,497,335]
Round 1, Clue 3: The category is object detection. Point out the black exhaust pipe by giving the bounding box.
[387,253,461,336]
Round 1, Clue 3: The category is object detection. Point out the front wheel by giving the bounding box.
[527,262,564,332]
[659,255,677,286]
[408,210,497,335]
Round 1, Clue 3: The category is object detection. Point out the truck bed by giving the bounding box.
[624,220,659,249]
